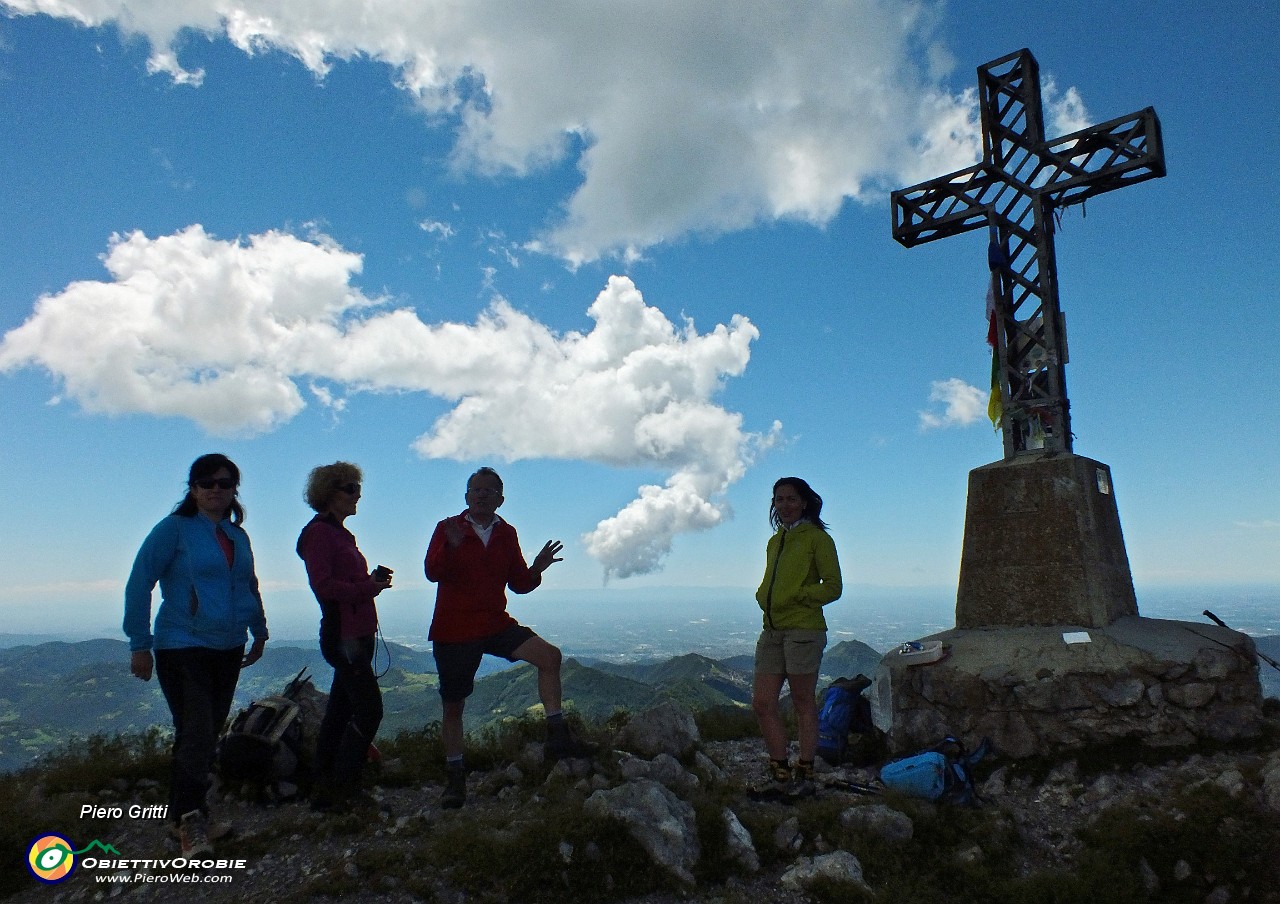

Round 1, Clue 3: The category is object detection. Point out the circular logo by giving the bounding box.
[27,834,77,884]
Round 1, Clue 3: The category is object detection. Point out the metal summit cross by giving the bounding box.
[892,49,1165,458]
[891,50,1166,630]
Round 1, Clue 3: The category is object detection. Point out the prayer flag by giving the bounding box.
[988,344,1003,431]
[986,241,1005,430]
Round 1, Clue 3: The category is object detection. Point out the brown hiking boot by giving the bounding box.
[179,810,213,857]
[441,768,466,809]
[545,720,598,761]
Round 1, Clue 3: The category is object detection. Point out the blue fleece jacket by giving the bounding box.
[124,513,269,652]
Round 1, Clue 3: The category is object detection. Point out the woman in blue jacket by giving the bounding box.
[124,453,268,857]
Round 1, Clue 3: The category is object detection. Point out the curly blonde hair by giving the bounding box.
[305,461,363,513]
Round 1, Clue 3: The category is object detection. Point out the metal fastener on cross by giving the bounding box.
[892,49,1165,458]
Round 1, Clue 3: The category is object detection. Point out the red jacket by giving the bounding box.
[425,513,541,642]
[297,514,379,640]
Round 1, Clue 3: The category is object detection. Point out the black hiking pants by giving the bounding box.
[316,634,383,795]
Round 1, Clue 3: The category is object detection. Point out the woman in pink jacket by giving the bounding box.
[297,461,393,812]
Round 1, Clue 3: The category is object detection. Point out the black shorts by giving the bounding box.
[433,622,537,702]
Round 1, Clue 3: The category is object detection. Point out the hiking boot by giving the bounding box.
[748,759,792,800]
[769,758,792,783]
[788,761,817,799]
[179,810,213,858]
[441,768,466,810]
[545,721,599,761]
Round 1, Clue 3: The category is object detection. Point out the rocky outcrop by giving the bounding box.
[9,700,1280,904]
[614,699,699,760]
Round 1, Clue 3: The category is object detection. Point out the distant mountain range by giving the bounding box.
[0,637,883,773]
[5,633,1272,774]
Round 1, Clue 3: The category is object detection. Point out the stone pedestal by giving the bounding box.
[957,453,1137,629]
[873,617,1265,758]
[873,453,1266,757]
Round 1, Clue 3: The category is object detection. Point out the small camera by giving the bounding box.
[373,565,393,582]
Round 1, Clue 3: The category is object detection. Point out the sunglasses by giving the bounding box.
[193,477,237,490]
[334,483,361,495]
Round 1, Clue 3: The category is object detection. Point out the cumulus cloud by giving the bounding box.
[0,226,767,577]
[918,377,986,430]
[0,0,990,264]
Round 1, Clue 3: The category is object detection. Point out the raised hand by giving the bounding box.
[531,539,564,574]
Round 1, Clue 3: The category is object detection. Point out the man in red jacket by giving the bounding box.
[425,466,595,807]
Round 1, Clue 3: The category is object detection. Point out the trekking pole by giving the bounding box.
[1204,610,1280,673]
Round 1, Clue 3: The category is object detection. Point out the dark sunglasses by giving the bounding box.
[193,477,237,490]
[334,483,361,495]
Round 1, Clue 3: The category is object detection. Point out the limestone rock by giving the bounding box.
[722,807,759,872]
[583,777,699,884]
[617,751,699,795]
[780,850,869,893]
[615,700,699,760]
[839,802,914,842]
[773,815,802,853]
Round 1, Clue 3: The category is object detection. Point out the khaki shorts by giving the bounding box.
[754,628,827,675]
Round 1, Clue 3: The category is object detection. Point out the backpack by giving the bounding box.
[816,674,876,766]
[218,669,314,797]
[879,735,990,805]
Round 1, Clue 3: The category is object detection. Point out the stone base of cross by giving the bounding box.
[956,453,1137,628]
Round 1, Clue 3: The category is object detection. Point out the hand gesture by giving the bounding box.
[444,517,466,548]
[531,539,564,575]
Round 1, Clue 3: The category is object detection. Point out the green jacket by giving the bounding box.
[754,520,842,630]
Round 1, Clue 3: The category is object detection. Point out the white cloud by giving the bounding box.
[0,226,767,577]
[418,219,454,240]
[1043,78,1091,137]
[0,226,365,433]
[0,0,984,264]
[918,377,985,430]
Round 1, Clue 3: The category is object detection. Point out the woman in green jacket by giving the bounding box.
[752,476,842,794]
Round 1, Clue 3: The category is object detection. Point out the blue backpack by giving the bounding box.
[879,735,990,805]
[816,675,875,765]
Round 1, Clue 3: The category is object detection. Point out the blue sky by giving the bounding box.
[1,0,1277,642]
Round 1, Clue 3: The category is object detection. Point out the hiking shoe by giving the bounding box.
[748,759,793,801]
[790,759,818,797]
[441,769,466,810]
[179,810,213,858]
[768,758,792,783]
[545,722,599,761]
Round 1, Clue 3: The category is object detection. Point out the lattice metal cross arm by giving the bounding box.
[1040,107,1165,207]
[891,167,998,247]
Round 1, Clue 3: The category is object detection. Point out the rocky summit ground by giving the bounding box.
[11,713,1280,904]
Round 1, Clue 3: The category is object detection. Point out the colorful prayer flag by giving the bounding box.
[988,344,1003,431]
